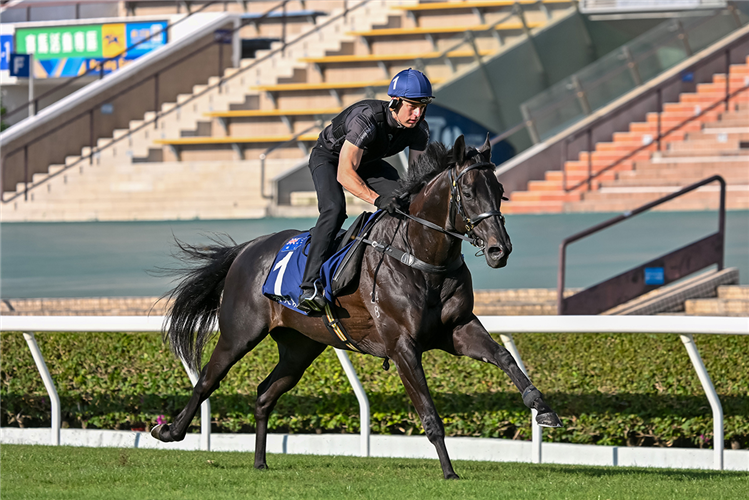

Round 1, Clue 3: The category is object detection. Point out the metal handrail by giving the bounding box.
[256,3,531,180]
[2,0,368,204]
[518,6,742,144]
[563,81,749,193]
[557,174,726,314]
[488,6,747,168]
[1,0,219,121]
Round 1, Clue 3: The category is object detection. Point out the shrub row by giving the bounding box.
[2,331,748,449]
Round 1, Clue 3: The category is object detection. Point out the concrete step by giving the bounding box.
[684,298,749,316]
[718,285,749,299]
[603,267,739,316]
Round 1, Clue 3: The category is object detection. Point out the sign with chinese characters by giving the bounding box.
[14,21,167,78]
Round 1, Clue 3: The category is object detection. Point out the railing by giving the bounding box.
[521,6,745,145]
[4,315,747,470]
[257,0,544,186]
[2,0,365,204]
[487,4,748,159]
[558,175,726,316]
[1,0,219,122]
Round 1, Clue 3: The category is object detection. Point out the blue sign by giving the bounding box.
[125,21,168,60]
[9,53,31,78]
[644,267,665,286]
[0,35,13,71]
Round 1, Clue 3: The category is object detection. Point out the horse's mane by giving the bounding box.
[394,141,455,201]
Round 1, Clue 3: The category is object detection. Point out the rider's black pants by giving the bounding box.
[300,145,401,289]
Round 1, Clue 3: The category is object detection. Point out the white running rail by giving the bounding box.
[2,315,747,469]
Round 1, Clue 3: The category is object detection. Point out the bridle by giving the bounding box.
[396,160,506,254]
[448,161,506,250]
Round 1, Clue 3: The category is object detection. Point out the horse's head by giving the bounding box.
[449,134,512,268]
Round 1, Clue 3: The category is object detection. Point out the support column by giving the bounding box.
[335,349,370,457]
[180,359,211,451]
[679,334,723,470]
[23,332,60,446]
[499,333,541,464]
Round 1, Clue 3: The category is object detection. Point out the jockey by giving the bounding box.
[298,68,434,313]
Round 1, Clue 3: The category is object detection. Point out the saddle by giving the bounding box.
[262,210,384,315]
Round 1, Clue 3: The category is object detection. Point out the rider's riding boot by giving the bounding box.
[298,281,327,314]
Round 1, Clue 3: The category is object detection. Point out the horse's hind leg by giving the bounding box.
[253,329,326,470]
[390,342,459,480]
[152,330,265,443]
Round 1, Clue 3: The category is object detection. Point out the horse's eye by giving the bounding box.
[463,188,474,199]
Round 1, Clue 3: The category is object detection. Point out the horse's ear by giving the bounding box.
[478,132,492,162]
[453,135,466,166]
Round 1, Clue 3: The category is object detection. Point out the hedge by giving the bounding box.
[2,331,748,449]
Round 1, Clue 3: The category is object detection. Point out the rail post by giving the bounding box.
[22,332,61,446]
[23,145,29,201]
[586,128,593,191]
[499,334,541,464]
[179,359,211,451]
[724,48,730,112]
[656,88,662,151]
[154,73,160,129]
[89,109,95,165]
[679,334,723,470]
[335,349,370,457]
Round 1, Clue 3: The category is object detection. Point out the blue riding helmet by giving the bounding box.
[387,68,434,104]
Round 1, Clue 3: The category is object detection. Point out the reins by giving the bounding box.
[396,161,506,255]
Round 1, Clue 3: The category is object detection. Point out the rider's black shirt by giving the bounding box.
[316,100,429,164]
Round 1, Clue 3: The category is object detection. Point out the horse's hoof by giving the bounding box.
[151,423,167,441]
[254,463,268,470]
[536,411,562,428]
[445,473,460,480]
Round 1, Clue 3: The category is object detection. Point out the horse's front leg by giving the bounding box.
[389,340,459,480]
[446,316,562,428]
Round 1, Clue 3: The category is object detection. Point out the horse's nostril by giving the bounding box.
[488,246,504,260]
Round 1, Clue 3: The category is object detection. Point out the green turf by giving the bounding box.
[1,445,746,500]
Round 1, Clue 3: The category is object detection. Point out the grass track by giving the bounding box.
[1,445,746,499]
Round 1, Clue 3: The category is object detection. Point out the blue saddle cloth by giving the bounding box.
[262,212,379,315]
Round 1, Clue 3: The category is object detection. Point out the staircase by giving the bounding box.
[2,0,575,222]
[685,285,749,316]
[504,55,749,214]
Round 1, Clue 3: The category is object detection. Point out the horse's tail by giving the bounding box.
[160,236,245,372]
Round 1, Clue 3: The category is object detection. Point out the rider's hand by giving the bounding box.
[374,194,409,215]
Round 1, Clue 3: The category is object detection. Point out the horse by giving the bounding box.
[151,134,562,479]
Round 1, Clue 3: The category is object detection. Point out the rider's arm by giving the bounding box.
[337,140,379,205]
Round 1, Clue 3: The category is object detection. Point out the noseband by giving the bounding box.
[396,160,506,253]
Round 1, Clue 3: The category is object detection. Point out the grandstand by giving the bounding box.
[0,0,747,222]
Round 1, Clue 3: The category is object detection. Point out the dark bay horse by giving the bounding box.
[151,135,561,479]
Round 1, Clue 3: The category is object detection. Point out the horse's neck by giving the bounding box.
[404,170,462,266]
